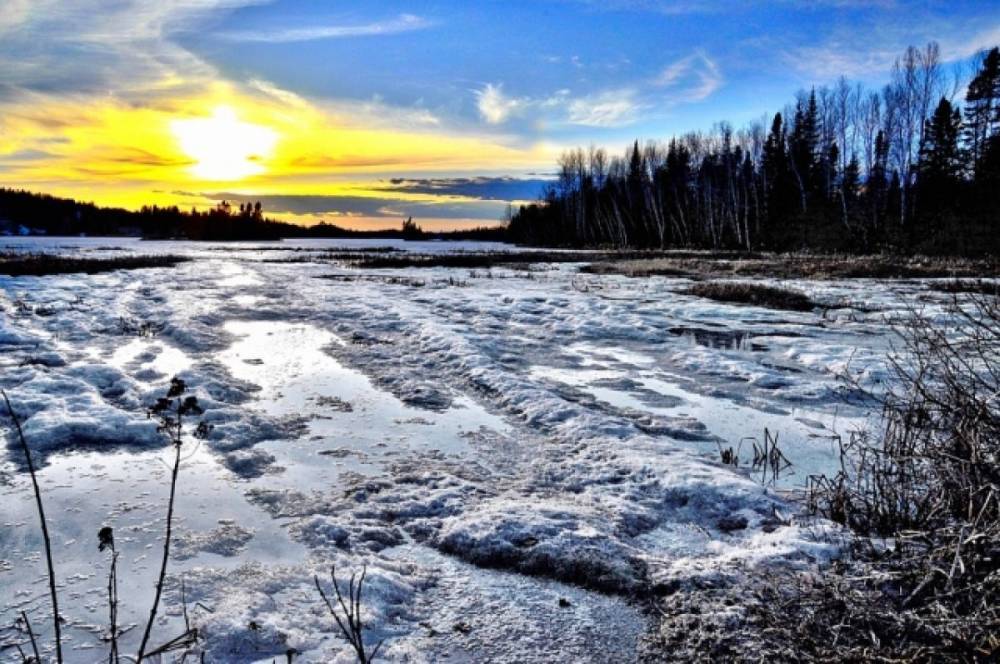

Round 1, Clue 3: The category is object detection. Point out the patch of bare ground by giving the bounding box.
[582,253,1000,280]
[678,281,816,311]
[0,253,189,276]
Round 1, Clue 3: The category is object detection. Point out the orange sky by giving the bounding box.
[1,82,555,229]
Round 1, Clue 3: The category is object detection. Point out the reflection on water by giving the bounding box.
[220,320,512,486]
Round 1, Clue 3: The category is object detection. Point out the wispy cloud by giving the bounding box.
[564,0,896,14]
[473,50,719,130]
[940,25,1000,61]
[566,89,644,126]
[653,51,722,101]
[475,84,526,124]
[473,83,644,128]
[219,13,433,43]
[780,15,999,82]
[376,177,551,201]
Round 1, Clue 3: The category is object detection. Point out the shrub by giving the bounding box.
[678,281,816,312]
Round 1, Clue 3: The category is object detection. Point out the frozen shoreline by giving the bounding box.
[0,239,956,661]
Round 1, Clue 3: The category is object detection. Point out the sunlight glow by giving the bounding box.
[170,106,278,181]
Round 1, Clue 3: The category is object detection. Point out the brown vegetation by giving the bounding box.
[650,293,1000,661]
[0,253,188,276]
[582,253,1000,280]
[678,281,816,311]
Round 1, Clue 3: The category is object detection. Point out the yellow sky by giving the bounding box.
[0,82,555,228]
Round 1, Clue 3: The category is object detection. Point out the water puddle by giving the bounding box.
[0,443,307,659]
[220,320,512,486]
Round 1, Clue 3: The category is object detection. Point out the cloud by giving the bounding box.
[777,9,1000,82]
[474,84,645,129]
[0,0,263,99]
[0,0,32,33]
[653,52,722,101]
[566,89,644,126]
[475,84,525,124]
[197,192,509,220]
[376,177,551,201]
[940,25,1000,61]
[0,148,56,163]
[563,0,896,14]
[473,50,720,130]
[218,13,433,43]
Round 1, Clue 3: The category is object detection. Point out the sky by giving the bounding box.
[1,0,998,229]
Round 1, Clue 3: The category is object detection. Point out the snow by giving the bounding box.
[0,237,959,662]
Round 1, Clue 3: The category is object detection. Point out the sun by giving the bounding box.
[170,106,278,181]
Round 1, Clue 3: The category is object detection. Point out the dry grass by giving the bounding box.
[0,253,188,276]
[648,294,1000,662]
[929,279,1000,295]
[584,254,1000,280]
[678,281,816,311]
[340,249,754,270]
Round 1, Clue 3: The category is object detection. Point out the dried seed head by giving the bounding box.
[98,526,114,552]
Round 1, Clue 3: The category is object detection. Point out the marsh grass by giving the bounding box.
[678,281,816,312]
[585,253,1000,280]
[0,253,189,277]
[653,294,1000,661]
[929,278,1000,296]
[341,249,692,270]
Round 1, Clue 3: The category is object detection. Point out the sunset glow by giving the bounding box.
[171,106,278,181]
[1,1,997,228]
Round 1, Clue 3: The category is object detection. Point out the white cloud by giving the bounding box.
[219,13,433,43]
[475,84,525,124]
[779,13,1000,82]
[0,0,32,33]
[940,25,1000,61]
[566,89,643,126]
[566,0,896,14]
[473,53,719,130]
[0,0,268,99]
[654,51,722,101]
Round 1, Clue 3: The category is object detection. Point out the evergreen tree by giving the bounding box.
[843,155,861,201]
[789,91,820,207]
[916,98,963,244]
[964,47,1000,176]
[918,98,963,186]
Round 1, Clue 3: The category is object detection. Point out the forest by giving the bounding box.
[0,189,505,242]
[508,44,1000,256]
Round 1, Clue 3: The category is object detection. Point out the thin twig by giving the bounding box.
[20,610,41,664]
[3,391,63,664]
[135,438,182,662]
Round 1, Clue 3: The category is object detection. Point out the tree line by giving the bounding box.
[0,190,506,242]
[508,44,1000,255]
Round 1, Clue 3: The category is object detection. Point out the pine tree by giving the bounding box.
[915,98,963,243]
[964,47,1000,176]
[918,98,963,185]
[789,91,820,201]
[843,155,861,201]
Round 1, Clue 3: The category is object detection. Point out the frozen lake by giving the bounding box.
[0,238,951,661]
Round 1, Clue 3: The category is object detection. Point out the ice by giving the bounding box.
[0,238,954,661]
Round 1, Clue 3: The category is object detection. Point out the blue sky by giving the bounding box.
[1,0,998,227]
[184,0,1000,142]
